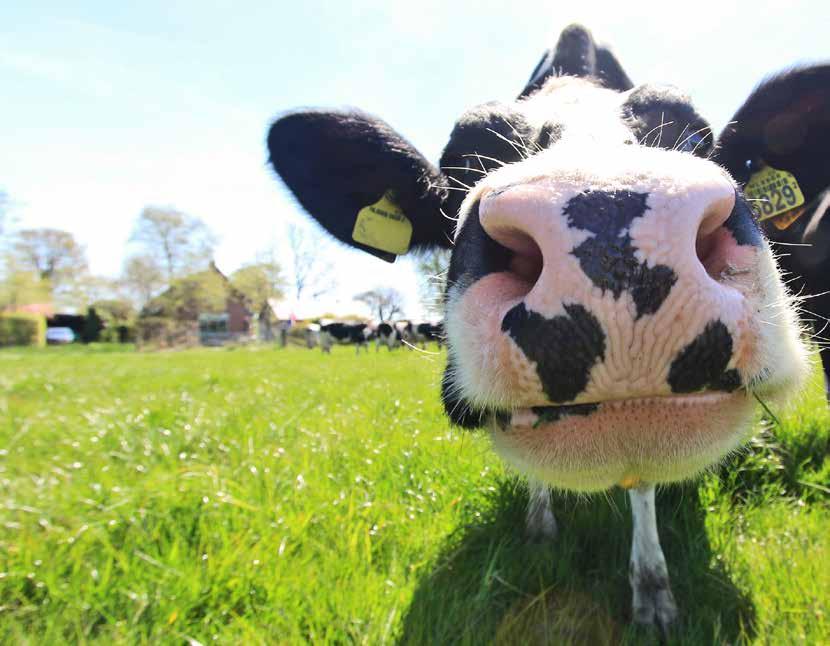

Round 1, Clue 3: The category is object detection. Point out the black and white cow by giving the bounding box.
[406,321,445,349]
[319,321,372,354]
[267,25,816,632]
[374,321,400,350]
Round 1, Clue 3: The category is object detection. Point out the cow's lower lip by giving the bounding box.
[490,391,755,492]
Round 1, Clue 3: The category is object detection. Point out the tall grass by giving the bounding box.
[1,345,827,644]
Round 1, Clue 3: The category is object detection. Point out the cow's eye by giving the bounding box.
[678,132,705,153]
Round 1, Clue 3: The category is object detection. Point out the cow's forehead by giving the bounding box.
[520,78,632,143]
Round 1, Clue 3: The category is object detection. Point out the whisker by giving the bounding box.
[441,165,488,176]
[447,175,473,190]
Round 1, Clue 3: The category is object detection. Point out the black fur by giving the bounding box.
[267,110,451,262]
[441,357,491,428]
[446,200,512,294]
[621,85,713,156]
[565,190,677,318]
[714,65,830,200]
[439,103,533,219]
[668,321,741,393]
[501,303,606,403]
[519,24,633,97]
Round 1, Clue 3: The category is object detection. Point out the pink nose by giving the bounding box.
[478,177,742,321]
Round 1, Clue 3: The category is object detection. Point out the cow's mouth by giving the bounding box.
[489,391,755,492]
[499,391,745,428]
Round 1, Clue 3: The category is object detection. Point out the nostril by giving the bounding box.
[695,192,746,281]
[479,190,545,290]
[696,228,731,279]
[507,232,544,286]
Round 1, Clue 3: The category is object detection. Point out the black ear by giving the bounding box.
[268,110,451,262]
[519,24,633,98]
[713,65,830,201]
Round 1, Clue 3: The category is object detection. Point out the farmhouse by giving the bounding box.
[138,262,252,346]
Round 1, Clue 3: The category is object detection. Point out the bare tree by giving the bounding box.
[130,206,217,282]
[355,287,405,321]
[122,254,165,307]
[415,248,451,317]
[287,223,335,300]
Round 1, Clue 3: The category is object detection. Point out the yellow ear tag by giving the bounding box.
[744,165,805,228]
[352,191,412,255]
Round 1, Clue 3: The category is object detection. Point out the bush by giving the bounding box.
[100,324,137,344]
[0,313,46,347]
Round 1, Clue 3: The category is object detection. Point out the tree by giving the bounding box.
[230,261,287,309]
[0,268,51,310]
[9,228,89,308]
[287,223,335,300]
[415,248,451,317]
[122,254,165,307]
[82,307,105,343]
[12,228,87,283]
[0,190,8,238]
[130,206,216,282]
[92,299,135,324]
[144,270,227,322]
[355,287,405,321]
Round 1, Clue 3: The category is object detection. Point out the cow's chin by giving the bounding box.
[489,391,756,492]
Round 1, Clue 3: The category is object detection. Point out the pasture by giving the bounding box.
[1,345,827,644]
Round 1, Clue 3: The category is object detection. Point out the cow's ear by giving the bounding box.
[713,65,830,201]
[268,109,451,262]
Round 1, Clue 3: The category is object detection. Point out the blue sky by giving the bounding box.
[1,1,827,317]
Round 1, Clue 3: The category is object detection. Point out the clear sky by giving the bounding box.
[1,0,827,318]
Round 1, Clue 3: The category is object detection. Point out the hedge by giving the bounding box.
[0,313,46,347]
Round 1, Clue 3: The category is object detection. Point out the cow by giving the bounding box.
[375,321,400,350]
[266,24,816,633]
[414,321,444,349]
[402,321,445,349]
[304,323,321,349]
[319,321,372,354]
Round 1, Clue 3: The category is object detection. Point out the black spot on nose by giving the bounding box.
[668,321,742,393]
[502,302,605,403]
[565,190,678,318]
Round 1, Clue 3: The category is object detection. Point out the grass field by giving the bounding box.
[1,344,828,644]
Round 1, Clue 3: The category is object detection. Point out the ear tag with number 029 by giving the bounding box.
[744,165,805,230]
[352,191,413,255]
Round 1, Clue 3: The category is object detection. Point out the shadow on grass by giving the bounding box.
[398,479,755,645]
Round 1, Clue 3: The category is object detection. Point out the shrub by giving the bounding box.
[0,313,46,347]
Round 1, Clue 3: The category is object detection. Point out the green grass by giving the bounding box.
[0,344,827,644]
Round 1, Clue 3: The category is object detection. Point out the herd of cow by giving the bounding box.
[306,320,444,353]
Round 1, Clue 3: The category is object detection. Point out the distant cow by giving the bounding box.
[304,323,321,349]
[319,322,371,354]
[267,24,814,632]
[375,322,400,350]
[408,322,444,349]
